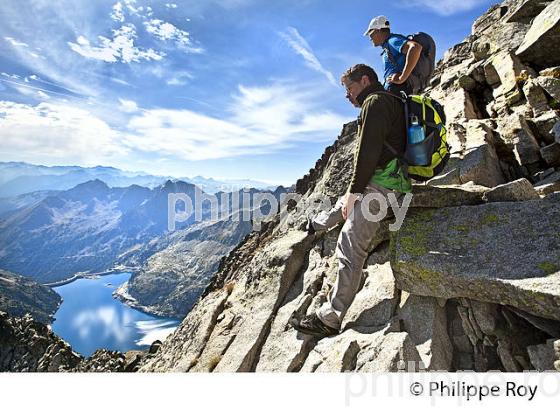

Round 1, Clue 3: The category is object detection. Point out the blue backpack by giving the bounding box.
[384,32,437,93]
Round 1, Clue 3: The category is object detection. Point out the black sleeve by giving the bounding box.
[348,96,393,194]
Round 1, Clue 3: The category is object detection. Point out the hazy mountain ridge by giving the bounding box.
[0,161,279,198]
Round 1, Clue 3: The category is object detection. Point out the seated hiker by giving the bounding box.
[290,64,412,338]
[364,15,423,95]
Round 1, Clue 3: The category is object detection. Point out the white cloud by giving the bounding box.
[1,72,21,80]
[396,0,492,16]
[36,91,50,100]
[121,82,351,160]
[118,98,138,113]
[68,24,165,63]
[28,51,44,59]
[144,19,203,53]
[0,101,127,165]
[4,36,47,60]
[166,71,194,86]
[123,0,143,18]
[279,27,337,87]
[4,36,29,48]
[110,1,125,22]
[165,3,178,9]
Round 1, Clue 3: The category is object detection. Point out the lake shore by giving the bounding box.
[50,271,179,356]
[113,281,183,320]
[45,266,141,288]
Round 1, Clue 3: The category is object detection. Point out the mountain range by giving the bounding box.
[0,175,288,315]
[0,161,279,199]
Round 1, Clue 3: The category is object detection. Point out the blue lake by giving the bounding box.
[51,272,179,357]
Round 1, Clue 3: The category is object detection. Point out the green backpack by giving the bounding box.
[377,92,450,181]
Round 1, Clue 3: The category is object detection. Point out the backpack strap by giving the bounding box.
[382,46,398,68]
[381,34,409,69]
[370,91,410,178]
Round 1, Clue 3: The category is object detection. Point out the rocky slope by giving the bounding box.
[0,269,61,324]
[139,0,560,373]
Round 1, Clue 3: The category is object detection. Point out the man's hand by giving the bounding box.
[342,192,359,220]
[387,72,407,84]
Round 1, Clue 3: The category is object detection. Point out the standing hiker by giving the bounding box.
[290,64,411,338]
[364,15,426,95]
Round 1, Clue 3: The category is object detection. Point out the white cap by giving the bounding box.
[363,15,390,36]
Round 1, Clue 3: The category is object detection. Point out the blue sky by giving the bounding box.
[0,0,496,186]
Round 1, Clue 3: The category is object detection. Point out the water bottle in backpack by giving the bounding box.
[407,116,430,166]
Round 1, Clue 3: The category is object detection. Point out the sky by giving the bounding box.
[0,0,497,186]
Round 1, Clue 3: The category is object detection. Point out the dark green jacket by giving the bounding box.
[348,83,411,194]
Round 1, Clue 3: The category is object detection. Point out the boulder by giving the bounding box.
[472,5,505,34]
[553,120,560,143]
[468,299,500,335]
[482,178,540,202]
[459,145,507,187]
[341,262,398,331]
[446,123,467,154]
[527,339,557,370]
[529,111,560,144]
[540,142,560,167]
[516,1,560,67]
[522,78,550,116]
[536,76,560,101]
[484,51,527,96]
[426,141,506,188]
[497,115,542,165]
[300,328,423,372]
[435,88,480,122]
[505,0,552,24]
[540,66,560,78]
[397,293,453,370]
[391,194,560,321]
[534,170,560,195]
[411,183,489,207]
[356,331,424,372]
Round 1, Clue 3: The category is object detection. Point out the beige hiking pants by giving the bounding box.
[312,181,402,329]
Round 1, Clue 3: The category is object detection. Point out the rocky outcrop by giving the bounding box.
[392,194,560,320]
[0,269,61,324]
[138,0,560,373]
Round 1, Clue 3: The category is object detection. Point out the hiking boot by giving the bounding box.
[290,313,339,338]
[305,216,317,235]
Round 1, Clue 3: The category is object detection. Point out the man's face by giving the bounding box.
[369,29,384,47]
[343,76,368,108]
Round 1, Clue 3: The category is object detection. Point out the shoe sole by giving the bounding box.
[290,319,338,338]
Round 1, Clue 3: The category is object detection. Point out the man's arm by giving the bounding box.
[348,96,392,194]
[387,40,422,84]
